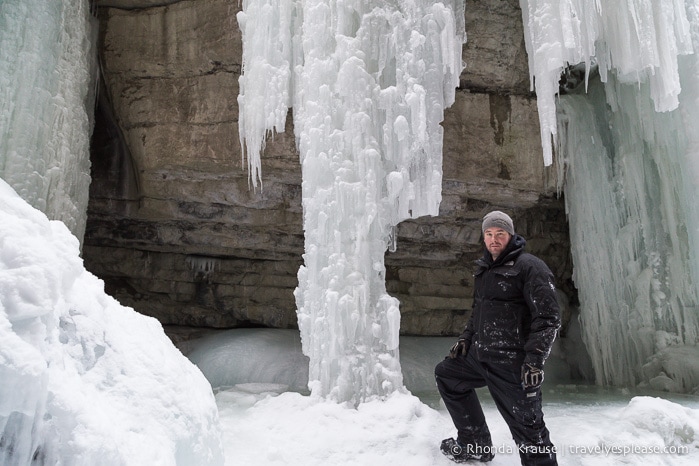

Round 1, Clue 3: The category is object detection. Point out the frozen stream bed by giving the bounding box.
[179,328,699,465]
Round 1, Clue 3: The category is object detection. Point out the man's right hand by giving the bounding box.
[521,363,544,388]
[448,339,469,359]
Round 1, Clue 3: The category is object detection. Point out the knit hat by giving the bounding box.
[482,210,514,235]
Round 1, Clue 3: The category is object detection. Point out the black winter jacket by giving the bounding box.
[460,234,561,370]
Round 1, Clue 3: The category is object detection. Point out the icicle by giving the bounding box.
[236,0,296,189]
[186,255,220,278]
[519,0,693,166]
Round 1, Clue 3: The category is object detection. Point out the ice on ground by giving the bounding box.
[182,326,587,399]
[186,328,310,392]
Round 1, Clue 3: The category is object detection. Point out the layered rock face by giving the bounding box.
[85,0,573,335]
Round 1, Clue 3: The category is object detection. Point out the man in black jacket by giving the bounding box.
[435,210,560,465]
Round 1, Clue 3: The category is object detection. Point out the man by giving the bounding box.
[435,210,560,465]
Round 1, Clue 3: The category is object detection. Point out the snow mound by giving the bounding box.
[621,396,699,450]
[0,179,223,465]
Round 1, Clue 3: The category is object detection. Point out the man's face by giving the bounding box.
[484,227,512,259]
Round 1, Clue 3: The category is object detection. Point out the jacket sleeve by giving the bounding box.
[522,256,561,368]
[458,310,475,343]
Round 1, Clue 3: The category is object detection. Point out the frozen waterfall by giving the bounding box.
[238,0,465,404]
[521,0,699,392]
[0,0,97,244]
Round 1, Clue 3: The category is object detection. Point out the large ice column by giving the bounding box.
[0,0,96,244]
[238,0,465,404]
[519,0,693,165]
[545,1,699,391]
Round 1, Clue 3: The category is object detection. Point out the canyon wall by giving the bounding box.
[85,0,573,335]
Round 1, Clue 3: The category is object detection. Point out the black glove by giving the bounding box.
[521,363,544,389]
[448,339,470,359]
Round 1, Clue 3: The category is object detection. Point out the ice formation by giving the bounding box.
[238,0,465,404]
[520,0,699,391]
[0,179,224,465]
[0,1,224,462]
[520,0,694,166]
[0,0,96,244]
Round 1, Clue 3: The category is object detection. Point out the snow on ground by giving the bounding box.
[0,179,223,465]
[184,329,699,466]
[215,384,699,466]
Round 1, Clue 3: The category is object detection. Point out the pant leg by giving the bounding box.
[434,354,492,446]
[481,363,557,466]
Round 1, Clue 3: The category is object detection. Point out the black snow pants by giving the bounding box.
[435,351,557,466]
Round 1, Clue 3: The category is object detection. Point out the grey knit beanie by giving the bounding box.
[482,210,514,235]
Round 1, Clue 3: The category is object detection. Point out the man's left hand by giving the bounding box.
[521,363,544,389]
[448,339,469,359]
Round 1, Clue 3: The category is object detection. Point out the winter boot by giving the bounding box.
[518,443,557,466]
[440,438,494,463]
